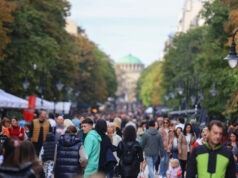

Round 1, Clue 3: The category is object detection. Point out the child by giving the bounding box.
[167,159,182,178]
[39,132,56,178]
[24,124,31,140]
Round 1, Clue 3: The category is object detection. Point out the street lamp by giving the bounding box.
[67,86,73,96]
[56,80,64,91]
[224,28,238,68]
[170,91,175,99]
[191,95,196,105]
[165,93,170,101]
[75,90,80,97]
[23,77,30,89]
[210,83,216,96]
[176,85,184,95]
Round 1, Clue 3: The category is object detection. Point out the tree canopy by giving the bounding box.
[0,0,117,107]
[137,0,238,121]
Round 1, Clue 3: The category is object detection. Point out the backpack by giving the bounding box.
[122,142,136,165]
[0,134,7,154]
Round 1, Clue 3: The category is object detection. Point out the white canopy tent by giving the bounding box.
[55,102,71,114]
[35,98,71,114]
[35,97,54,110]
[0,89,28,109]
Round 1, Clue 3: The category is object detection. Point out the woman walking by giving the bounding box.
[117,125,143,178]
[159,118,174,178]
[178,123,196,178]
[171,127,183,159]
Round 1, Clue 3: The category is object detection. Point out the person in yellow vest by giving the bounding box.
[29,110,51,156]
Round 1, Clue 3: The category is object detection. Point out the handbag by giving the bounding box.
[104,147,117,173]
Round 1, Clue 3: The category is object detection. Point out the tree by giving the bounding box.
[137,61,163,107]
[0,0,15,62]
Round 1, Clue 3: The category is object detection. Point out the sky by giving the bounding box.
[68,0,185,66]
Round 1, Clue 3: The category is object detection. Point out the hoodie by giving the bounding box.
[84,130,102,177]
[141,128,164,157]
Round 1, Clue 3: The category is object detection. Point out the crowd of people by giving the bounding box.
[0,110,237,178]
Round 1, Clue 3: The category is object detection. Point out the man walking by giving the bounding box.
[186,120,236,178]
[141,120,164,178]
[54,115,65,142]
[81,118,102,177]
[29,110,51,156]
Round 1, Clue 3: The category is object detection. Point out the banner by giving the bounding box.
[23,96,36,122]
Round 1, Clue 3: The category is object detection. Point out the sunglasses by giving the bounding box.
[164,122,169,124]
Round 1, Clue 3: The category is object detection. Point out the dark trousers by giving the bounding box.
[180,160,186,178]
[154,155,160,172]
[180,152,190,178]
[33,142,43,156]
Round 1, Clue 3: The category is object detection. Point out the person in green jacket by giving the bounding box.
[186,120,235,178]
[81,118,102,177]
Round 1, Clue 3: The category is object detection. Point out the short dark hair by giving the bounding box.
[178,117,185,124]
[82,118,93,126]
[148,120,155,127]
[65,125,77,135]
[208,120,224,131]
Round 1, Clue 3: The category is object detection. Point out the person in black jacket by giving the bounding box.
[39,132,56,178]
[117,125,143,178]
[54,125,88,178]
[95,119,117,178]
[0,137,36,178]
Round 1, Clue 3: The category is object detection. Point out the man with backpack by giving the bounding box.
[141,120,164,178]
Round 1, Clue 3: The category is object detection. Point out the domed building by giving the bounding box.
[115,54,144,103]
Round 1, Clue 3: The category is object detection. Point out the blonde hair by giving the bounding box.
[171,159,180,168]
[64,119,74,129]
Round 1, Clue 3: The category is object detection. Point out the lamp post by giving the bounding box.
[176,85,183,111]
[55,79,64,114]
[165,93,170,101]
[224,28,238,68]
[210,83,217,97]
[23,77,30,90]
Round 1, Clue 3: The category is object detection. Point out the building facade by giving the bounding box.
[115,55,144,103]
[65,18,87,37]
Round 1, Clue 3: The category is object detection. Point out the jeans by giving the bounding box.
[172,151,178,159]
[146,156,158,178]
[159,151,168,177]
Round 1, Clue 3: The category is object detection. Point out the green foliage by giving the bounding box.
[138,0,238,120]
[0,0,117,107]
[137,61,163,107]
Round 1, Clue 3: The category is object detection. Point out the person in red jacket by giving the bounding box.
[8,117,24,140]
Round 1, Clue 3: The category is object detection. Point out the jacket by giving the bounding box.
[8,126,25,140]
[31,119,50,143]
[186,143,236,178]
[55,134,82,178]
[159,127,174,152]
[141,128,164,157]
[84,130,102,177]
[98,134,116,173]
[0,162,36,178]
[178,133,196,160]
[117,141,143,177]
[42,132,56,162]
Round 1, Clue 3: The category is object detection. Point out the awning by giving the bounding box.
[35,97,54,110]
[0,89,28,109]
[35,98,71,114]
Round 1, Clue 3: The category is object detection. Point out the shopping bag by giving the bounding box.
[137,171,145,178]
